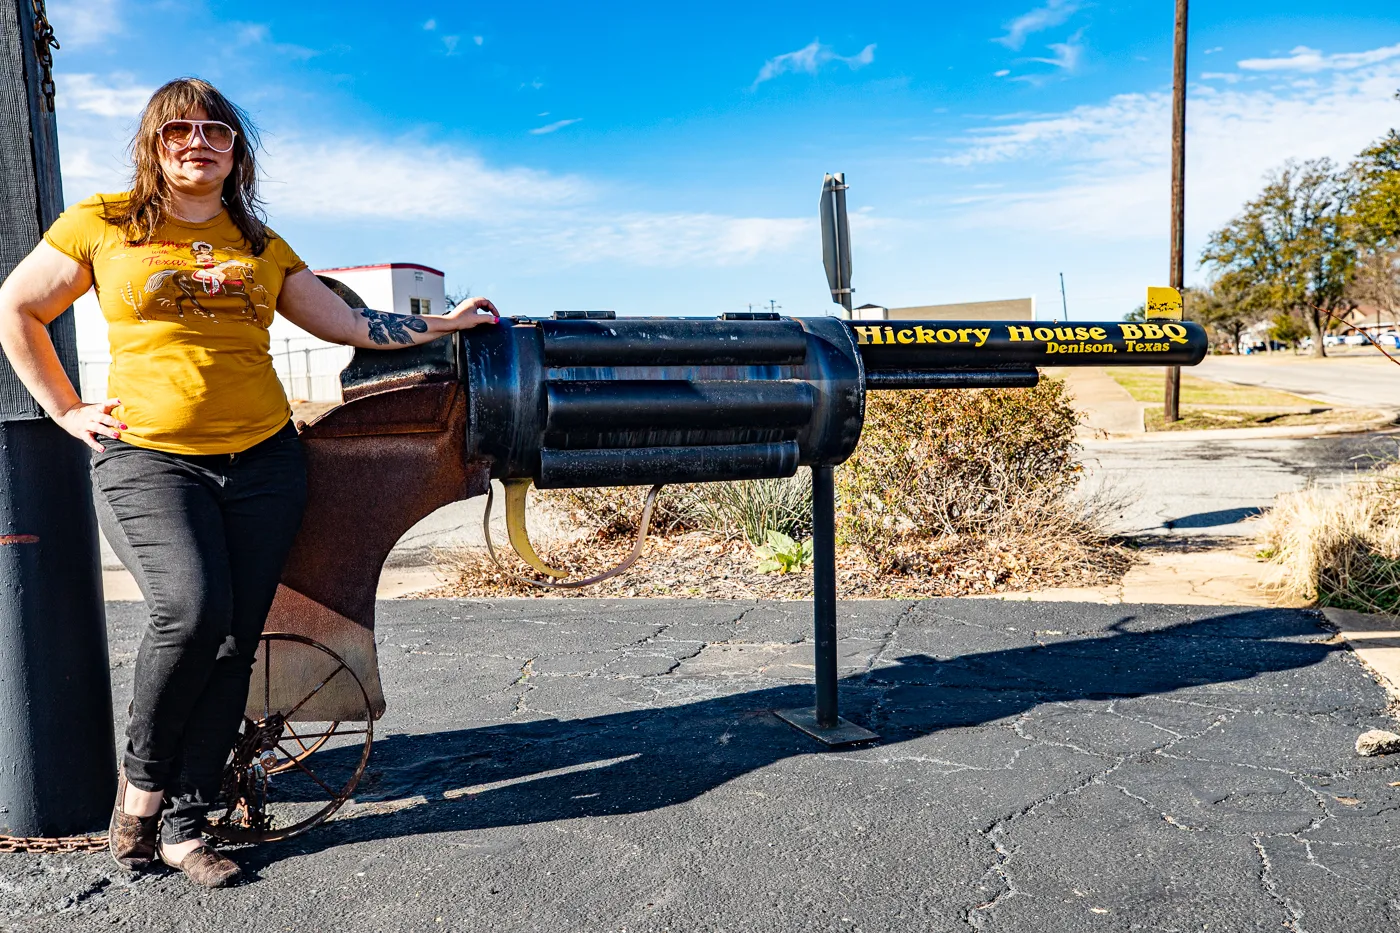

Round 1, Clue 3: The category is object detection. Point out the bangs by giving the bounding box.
[138,78,259,152]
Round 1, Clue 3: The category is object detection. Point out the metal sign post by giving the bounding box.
[0,0,115,839]
[776,173,876,746]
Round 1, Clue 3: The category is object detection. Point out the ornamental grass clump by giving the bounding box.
[536,473,811,546]
[836,379,1119,586]
[1258,465,1400,614]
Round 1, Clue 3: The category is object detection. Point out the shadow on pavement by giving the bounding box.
[242,608,1335,868]
[1163,507,1263,529]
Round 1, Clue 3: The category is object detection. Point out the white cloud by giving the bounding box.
[260,138,588,222]
[535,214,812,268]
[995,0,1080,51]
[46,0,122,48]
[529,118,581,135]
[1027,38,1083,72]
[939,55,1400,247]
[443,35,460,54]
[1238,43,1400,73]
[56,73,152,118]
[255,136,809,269]
[994,69,1011,78]
[473,35,484,46]
[423,18,436,30]
[752,40,876,87]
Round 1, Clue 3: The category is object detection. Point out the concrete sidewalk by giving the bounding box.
[1046,367,1145,437]
[5,598,1398,932]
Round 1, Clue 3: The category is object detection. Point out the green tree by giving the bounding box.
[1187,281,1259,354]
[1347,130,1400,321]
[1351,129,1400,246]
[1201,159,1356,358]
[1268,311,1310,349]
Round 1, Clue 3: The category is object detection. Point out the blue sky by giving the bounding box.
[47,1,1400,322]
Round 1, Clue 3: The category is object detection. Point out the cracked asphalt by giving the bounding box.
[4,598,1399,932]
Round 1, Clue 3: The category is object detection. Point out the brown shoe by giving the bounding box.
[108,770,158,871]
[160,844,243,888]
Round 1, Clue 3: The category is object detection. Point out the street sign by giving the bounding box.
[820,173,852,314]
[1147,286,1183,320]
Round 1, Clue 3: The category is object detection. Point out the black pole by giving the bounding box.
[812,464,838,727]
[0,0,115,838]
[774,466,876,746]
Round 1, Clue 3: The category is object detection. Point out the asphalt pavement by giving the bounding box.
[1079,429,1400,538]
[1193,353,1400,410]
[5,598,1398,932]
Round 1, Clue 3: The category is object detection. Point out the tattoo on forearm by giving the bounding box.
[360,308,430,345]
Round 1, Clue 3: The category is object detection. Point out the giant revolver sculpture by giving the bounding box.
[210,305,1206,841]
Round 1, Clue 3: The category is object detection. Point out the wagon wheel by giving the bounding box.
[206,633,374,844]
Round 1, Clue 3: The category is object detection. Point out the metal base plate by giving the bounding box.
[775,708,879,747]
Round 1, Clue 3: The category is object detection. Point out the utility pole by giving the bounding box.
[768,299,781,315]
[1059,273,1069,321]
[0,0,115,839]
[1164,0,1188,422]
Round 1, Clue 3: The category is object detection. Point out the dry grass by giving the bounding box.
[1105,368,1320,407]
[1258,464,1400,613]
[424,527,1132,600]
[1144,407,1382,432]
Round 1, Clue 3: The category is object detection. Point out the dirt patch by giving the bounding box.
[1144,406,1388,432]
[420,531,1135,600]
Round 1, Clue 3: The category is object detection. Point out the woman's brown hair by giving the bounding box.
[102,77,268,255]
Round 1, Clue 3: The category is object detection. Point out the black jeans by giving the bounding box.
[92,422,307,844]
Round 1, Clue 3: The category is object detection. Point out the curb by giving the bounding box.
[1087,411,1399,444]
[1321,607,1400,704]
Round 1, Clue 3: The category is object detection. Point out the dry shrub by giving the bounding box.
[437,377,1130,598]
[837,379,1120,584]
[1258,466,1400,613]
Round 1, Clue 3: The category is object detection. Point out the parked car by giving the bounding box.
[1344,332,1370,346]
[1377,331,1400,350]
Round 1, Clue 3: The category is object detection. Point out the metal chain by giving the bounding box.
[30,0,60,112]
[0,833,108,854]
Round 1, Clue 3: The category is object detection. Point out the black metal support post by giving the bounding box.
[0,0,115,837]
[775,465,877,747]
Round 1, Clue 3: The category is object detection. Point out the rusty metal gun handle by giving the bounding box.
[482,479,663,589]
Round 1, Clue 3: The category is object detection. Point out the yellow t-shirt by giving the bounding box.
[44,193,308,455]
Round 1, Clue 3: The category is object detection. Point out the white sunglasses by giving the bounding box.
[158,119,238,153]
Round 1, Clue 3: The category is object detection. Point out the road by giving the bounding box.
[1080,429,1400,537]
[5,598,1397,932]
[1193,353,1400,410]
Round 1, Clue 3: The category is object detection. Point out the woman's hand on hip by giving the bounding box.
[56,398,125,452]
[438,297,499,331]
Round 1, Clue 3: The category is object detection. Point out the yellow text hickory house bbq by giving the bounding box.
[851,322,1191,354]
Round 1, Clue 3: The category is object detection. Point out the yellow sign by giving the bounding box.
[1146,286,1183,320]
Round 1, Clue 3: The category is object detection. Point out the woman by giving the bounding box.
[0,77,497,887]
